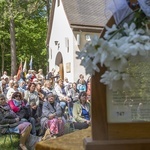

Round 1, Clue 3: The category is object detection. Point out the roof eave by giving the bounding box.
[46,0,56,47]
[71,24,104,33]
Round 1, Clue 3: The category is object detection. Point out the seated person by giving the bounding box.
[35,82,46,118]
[77,78,87,93]
[72,91,91,130]
[55,78,72,115]
[0,94,32,150]
[40,92,65,138]
[8,91,37,136]
[68,82,80,103]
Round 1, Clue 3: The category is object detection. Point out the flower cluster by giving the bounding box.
[76,22,150,91]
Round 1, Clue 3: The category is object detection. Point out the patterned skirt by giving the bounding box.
[46,118,65,136]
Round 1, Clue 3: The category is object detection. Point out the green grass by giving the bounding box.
[0,134,19,150]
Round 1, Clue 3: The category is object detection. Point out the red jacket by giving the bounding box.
[8,100,26,113]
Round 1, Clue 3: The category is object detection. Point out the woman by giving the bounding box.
[24,82,40,118]
[54,78,71,113]
[6,82,19,101]
[8,92,30,120]
[0,94,32,150]
[86,77,91,102]
[68,82,80,103]
[6,79,14,91]
[35,82,46,117]
[42,80,56,96]
[37,69,45,82]
[72,91,91,129]
[77,79,87,93]
[41,92,65,137]
[10,91,37,135]
[24,83,40,136]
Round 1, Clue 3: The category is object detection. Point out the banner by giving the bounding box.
[23,60,27,72]
[29,56,33,70]
[16,61,22,81]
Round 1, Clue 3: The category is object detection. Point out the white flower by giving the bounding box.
[90,35,100,46]
[144,42,150,51]
[80,57,98,75]
[124,23,136,33]
[110,57,128,72]
[124,43,139,56]
[92,51,101,65]
[104,24,118,40]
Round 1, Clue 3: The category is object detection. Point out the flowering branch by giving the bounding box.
[76,9,150,91]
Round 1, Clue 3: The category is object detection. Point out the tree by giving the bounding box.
[0,0,52,75]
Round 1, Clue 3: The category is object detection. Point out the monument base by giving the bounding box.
[84,138,150,150]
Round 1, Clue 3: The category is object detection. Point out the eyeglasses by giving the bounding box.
[15,95,21,98]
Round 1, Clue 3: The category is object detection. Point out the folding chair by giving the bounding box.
[0,123,19,149]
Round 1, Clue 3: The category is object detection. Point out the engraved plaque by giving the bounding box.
[107,55,150,122]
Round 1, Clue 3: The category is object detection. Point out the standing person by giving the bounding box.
[72,91,91,129]
[40,92,65,138]
[0,94,32,150]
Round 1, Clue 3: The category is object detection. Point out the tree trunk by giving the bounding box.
[1,44,4,74]
[46,0,51,72]
[1,42,5,76]
[10,18,17,76]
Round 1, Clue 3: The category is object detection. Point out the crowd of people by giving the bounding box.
[0,69,91,150]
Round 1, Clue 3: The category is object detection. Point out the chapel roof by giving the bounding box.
[61,0,108,27]
[46,0,108,45]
